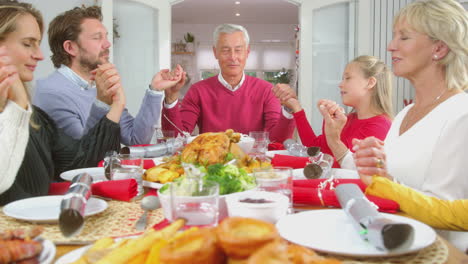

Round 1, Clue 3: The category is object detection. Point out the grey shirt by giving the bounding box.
[33,67,162,145]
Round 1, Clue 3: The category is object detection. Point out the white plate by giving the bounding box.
[54,245,91,264]
[142,180,163,189]
[55,235,138,264]
[60,167,106,182]
[151,156,167,166]
[39,239,56,264]
[276,209,436,257]
[3,196,108,223]
[292,168,359,180]
[266,150,290,158]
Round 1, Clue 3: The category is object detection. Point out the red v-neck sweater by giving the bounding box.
[294,110,391,166]
[162,75,295,143]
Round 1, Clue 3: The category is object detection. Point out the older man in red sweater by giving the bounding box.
[162,24,295,143]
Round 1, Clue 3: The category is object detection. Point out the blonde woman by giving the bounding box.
[0,1,124,204]
[0,45,30,194]
[353,0,468,250]
[275,56,393,168]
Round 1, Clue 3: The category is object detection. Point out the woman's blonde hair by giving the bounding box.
[0,1,43,42]
[394,0,468,91]
[0,0,43,129]
[352,55,394,118]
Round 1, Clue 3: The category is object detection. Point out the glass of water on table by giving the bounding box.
[110,154,144,197]
[170,179,219,227]
[254,167,293,213]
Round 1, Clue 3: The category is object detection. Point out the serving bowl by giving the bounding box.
[225,191,289,223]
[157,186,255,221]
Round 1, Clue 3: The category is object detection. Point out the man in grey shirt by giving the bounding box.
[33,6,182,145]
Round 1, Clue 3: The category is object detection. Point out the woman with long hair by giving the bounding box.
[353,0,468,250]
[0,1,124,204]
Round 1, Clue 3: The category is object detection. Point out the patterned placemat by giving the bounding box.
[0,200,164,244]
[322,238,448,264]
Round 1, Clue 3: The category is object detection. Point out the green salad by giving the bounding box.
[159,163,256,195]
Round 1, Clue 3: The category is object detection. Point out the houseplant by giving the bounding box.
[184,32,195,52]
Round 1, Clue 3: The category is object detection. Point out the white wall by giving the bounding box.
[113,0,159,116]
[22,0,96,93]
[172,23,297,92]
[172,23,297,44]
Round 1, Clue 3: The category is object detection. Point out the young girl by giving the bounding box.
[277,56,393,168]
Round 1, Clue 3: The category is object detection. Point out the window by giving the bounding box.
[264,70,291,84]
[201,70,217,80]
[245,71,257,77]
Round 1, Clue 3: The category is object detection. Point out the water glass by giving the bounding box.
[249,131,269,160]
[170,180,219,227]
[151,127,175,144]
[110,154,144,197]
[306,153,334,179]
[253,167,293,213]
[103,150,117,180]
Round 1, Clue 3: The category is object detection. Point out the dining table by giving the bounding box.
[44,202,467,264]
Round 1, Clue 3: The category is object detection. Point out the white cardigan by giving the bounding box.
[0,100,31,194]
[385,93,468,200]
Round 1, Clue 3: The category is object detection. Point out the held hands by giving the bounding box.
[92,64,126,123]
[317,99,346,141]
[92,63,122,106]
[0,47,27,111]
[352,137,390,185]
[151,64,186,104]
[272,83,297,102]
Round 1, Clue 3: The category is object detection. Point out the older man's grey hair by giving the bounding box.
[213,24,250,47]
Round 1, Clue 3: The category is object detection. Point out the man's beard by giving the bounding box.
[78,46,109,71]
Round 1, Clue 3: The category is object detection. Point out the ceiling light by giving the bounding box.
[235,1,240,4]
[235,13,240,16]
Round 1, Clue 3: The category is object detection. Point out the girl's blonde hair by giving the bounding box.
[352,55,394,118]
[394,0,468,90]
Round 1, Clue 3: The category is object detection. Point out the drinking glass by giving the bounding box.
[170,180,219,227]
[249,131,269,160]
[103,150,117,180]
[253,167,293,213]
[306,153,334,179]
[151,127,175,144]
[110,154,144,197]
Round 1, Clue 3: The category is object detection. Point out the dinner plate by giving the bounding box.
[276,209,436,257]
[266,150,290,158]
[3,196,108,223]
[292,168,359,180]
[55,235,138,264]
[54,244,91,264]
[142,180,163,189]
[60,167,106,182]
[38,239,56,264]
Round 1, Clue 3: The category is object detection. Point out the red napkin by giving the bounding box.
[97,144,157,169]
[92,179,137,201]
[153,218,170,230]
[271,154,310,169]
[97,157,155,169]
[294,179,368,191]
[293,179,399,213]
[48,179,138,201]
[268,142,285,151]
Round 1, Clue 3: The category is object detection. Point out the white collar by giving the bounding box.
[218,72,245,92]
[57,65,96,91]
